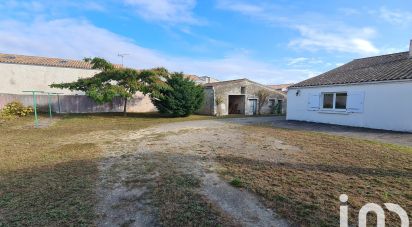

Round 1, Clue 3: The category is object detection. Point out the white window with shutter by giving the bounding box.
[307,93,320,111]
[347,92,365,113]
[320,92,348,111]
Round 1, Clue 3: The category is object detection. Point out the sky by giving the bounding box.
[0,0,411,84]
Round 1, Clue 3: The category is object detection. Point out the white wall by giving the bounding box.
[0,63,157,112]
[287,81,412,132]
[0,63,100,94]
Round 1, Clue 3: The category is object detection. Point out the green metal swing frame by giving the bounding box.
[22,91,63,128]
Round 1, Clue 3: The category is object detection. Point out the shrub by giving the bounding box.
[215,96,224,116]
[215,96,224,105]
[271,102,282,115]
[151,73,204,117]
[276,102,283,115]
[1,101,33,118]
[229,177,243,187]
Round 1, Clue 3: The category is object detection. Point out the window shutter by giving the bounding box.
[347,92,365,113]
[307,93,320,111]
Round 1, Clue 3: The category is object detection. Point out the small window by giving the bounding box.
[268,99,276,107]
[278,99,283,105]
[322,92,347,110]
[241,86,246,94]
[335,93,347,109]
[323,93,334,109]
[278,99,283,111]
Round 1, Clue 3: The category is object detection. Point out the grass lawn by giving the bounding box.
[0,113,212,226]
[1,113,410,226]
[217,125,412,226]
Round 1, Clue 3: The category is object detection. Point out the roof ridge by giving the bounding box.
[0,52,122,69]
[0,52,84,62]
[204,78,285,94]
[205,78,248,85]
[353,51,408,61]
[345,54,409,72]
[291,51,412,88]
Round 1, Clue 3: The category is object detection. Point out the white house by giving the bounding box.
[287,41,412,132]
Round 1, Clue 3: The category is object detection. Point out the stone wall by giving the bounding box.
[196,88,215,115]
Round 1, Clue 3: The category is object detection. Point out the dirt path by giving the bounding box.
[94,120,292,226]
[202,172,289,227]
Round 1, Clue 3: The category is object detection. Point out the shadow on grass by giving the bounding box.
[57,112,209,119]
[59,112,165,118]
[56,112,281,121]
[0,158,99,226]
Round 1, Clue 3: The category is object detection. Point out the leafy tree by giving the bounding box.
[50,58,169,116]
[151,73,204,117]
[256,89,270,115]
[83,57,114,71]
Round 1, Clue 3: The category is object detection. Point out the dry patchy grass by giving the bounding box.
[152,154,234,226]
[0,113,213,226]
[216,126,412,226]
[110,150,234,226]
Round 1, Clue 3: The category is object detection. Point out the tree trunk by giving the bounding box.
[123,97,128,116]
[257,102,262,115]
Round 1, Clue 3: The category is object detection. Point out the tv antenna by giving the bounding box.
[118,53,129,67]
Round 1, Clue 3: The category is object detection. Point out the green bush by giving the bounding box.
[1,101,33,118]
[229,177,243,187]
[151,73,204,117]
[271,102,282,115]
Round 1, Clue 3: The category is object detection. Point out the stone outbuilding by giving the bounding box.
[198,79,286,116]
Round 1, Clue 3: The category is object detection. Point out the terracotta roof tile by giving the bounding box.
[267,84,293,90]
[184,74,201,81]
[0,53,122,69]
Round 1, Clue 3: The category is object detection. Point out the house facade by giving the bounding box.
[287,44,412,132]
[198,79,286,116]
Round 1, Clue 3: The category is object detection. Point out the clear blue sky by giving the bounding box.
[1,0,411,84]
